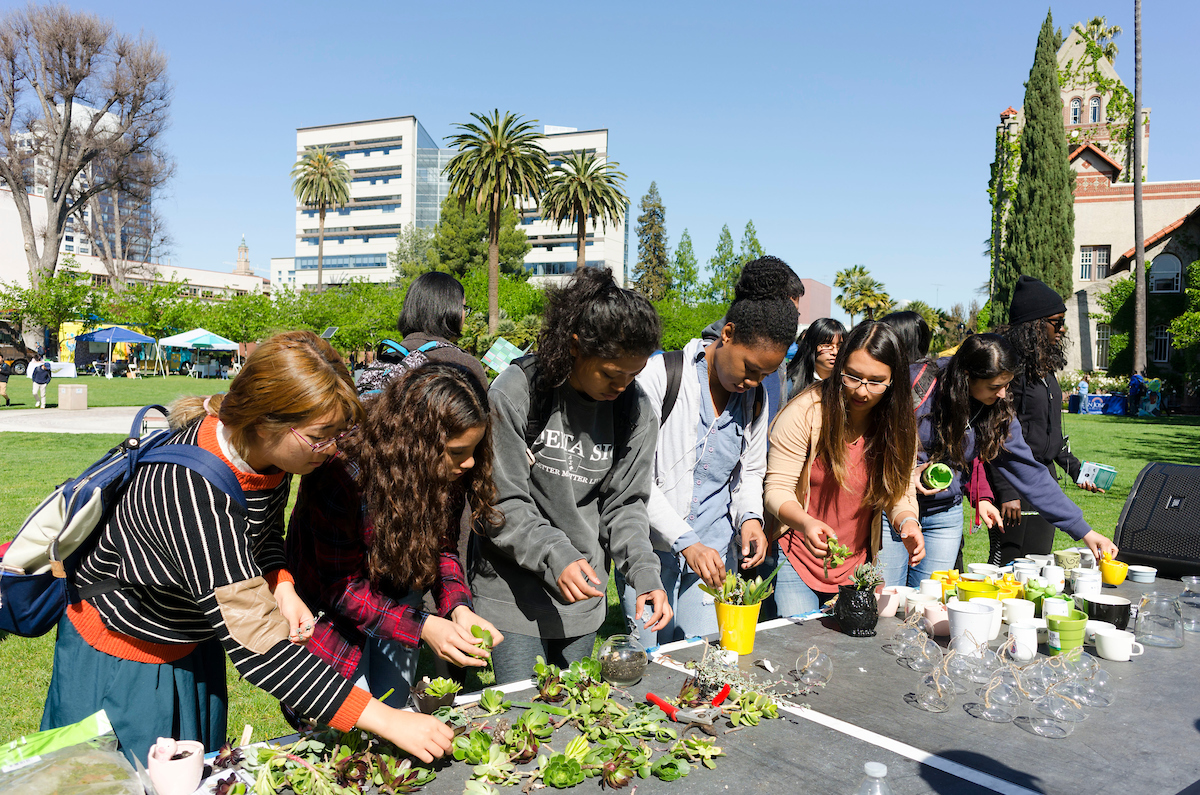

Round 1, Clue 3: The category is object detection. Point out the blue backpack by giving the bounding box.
[0,405,245,637]
[355,339,453,399]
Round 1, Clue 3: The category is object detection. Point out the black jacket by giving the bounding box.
[31,362,51,385]
[988,372,1081,504]
[0,362,9,383]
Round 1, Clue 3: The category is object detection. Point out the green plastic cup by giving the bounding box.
[922,462,954,491]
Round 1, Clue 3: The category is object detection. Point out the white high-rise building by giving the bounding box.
[273,117,627,289]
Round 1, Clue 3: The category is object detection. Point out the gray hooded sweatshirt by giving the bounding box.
[469,363,663,638]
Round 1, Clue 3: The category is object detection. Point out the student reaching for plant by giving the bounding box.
[286,363,503,707]
[763,322,924,616]
[470,267,671,684]
[621,275,796,644]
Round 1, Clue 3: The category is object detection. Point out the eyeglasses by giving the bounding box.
[841,372,891,395]
[1045,317,1066,331]
[817,343,840,353]
[290,424,358,453]
[463,305,472,317]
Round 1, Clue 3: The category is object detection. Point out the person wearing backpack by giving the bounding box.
[0,358,10,406]
[622,283,796,644]
[30,353,51,408]
[286,363,504,705]
[40,331,454,765]
[469,267,670,684]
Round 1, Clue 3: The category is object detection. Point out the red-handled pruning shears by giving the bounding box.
[645,683,731,726]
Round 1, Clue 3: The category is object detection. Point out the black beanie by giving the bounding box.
[1009,275,1066,325]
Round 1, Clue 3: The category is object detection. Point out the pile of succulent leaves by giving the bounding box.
[208,654,780,794]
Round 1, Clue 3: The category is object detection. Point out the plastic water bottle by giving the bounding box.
[855,762,894,795]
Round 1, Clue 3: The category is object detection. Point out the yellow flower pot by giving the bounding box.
[715,602,762,655]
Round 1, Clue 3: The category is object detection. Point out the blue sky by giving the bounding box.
[70,0,1200,319]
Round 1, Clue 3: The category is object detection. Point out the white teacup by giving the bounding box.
[969,597,1003,640]
[1028,554,1054,566]
[967,563,1002,579]
[1013,566,1039,584]
[906,593,940,618]
[1002,597,1036,624]
[1085,620,1115,644]
[1006,620,1040,662]
[1079,549,1097,569]
[1094,627,1145,662]
[919,578,943,599]
[1041,564,1066,591]
[1042,597,1072,618]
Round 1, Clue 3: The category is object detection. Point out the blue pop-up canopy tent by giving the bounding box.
[73,326,156,376]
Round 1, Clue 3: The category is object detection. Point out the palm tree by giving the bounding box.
[291,147,351,290]
[540,151,628,272]
[1080,16,1122,62]
[444,111,549,333]
[834,265,870,325]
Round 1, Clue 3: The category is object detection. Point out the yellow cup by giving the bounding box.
[1099,558,1128,586]
[715,602,762,655]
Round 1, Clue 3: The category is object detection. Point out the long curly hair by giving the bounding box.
[534,267,661,389]
[814,322,916,511]
[999,318,1065,381]
[342,363,501,592]
[927,334,1020,471]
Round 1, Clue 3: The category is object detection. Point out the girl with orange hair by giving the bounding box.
[40,331,453,765]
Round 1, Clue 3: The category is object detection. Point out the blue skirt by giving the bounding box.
[40,615,228,765]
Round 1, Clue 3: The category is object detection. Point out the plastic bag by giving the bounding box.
[0,734,142,795]
[0,709,112,768]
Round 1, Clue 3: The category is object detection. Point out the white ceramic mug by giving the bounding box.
[969,597,1003,640]
[1094,627,1145,661]
[1085,620,1115,644]
[919,578,943,599]
[1002,597,1036,624]
[1042,597,1072,618]
[1013,565,1039,584]
[1006,620,1040,662]
[1042,564,1066,591]
[1072,572,1101,598]
[967,563,1002,578]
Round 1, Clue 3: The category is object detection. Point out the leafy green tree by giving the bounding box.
[429,195,530,277]
[738,220,765,265]
[291,146,351,289]
[994,11,1075,324]
[390,223,437,280]
[655,299,728,351]
[703,225,739,304]
[632,182,670,300]
[834,265,870,325]
[0,259,97,352]
[541,151,628,272]
[102,275,192,338]
[444,110,549,333]
[205,290,273,347]
[668,229,702,304]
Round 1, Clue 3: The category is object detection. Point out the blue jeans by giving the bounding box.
[620,548,738,647]
[876,502,964,588]
[768,549,836,617]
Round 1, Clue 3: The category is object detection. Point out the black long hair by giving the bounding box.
[397,271,466,341]
[927,334,1020,472]
[535,267,661,389]
[999,318,1065,381]
[788,318,847,397]
[879,311,933,364]
[815,321,916,511]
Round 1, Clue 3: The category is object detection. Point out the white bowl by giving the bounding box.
[1127,565,1157,583]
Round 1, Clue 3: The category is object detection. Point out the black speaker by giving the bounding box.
[1114,462,1200,578]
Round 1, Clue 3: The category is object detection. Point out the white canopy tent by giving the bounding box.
[158,328,240,377]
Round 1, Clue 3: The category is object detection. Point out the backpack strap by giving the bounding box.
[659,350,686,425]
[377,339,410,357]
[514,355,554,451]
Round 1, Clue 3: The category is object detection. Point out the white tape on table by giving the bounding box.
[650,638,1040,795]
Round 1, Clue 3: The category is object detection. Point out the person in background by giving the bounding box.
[701,256,804,425]
[470,268,670,684]
[31,353,51,408]
[287,364,503,706]
[41,331,453,764]
[626,279,796,644]
[787,318,848,399]
[0,357,10,406]
[987,276,1101,564]
[765,322,924,615]
[390,271,487,392]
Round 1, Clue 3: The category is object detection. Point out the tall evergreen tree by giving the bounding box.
[738,220,765,265]
[995,10,1075,325]
[668,229,701,304]
[704,225,739,303]
[633,181,671,300]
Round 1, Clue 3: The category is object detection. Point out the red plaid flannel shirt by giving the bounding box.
[285,457,473,679]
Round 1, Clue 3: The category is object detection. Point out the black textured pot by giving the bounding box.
[834,585,879,637]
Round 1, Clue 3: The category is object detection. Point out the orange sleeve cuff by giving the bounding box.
[264,568,295,590]
[328,686,371,732]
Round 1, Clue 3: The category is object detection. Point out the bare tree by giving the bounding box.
[0,5,171,298]
[77,169,173,287]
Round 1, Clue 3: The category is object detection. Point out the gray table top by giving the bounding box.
[651,577,1198,795]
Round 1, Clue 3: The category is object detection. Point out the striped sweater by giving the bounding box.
[71,415,368,730]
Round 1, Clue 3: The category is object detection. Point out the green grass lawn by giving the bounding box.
[0,375,226,411]
[1,413,1195,742]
